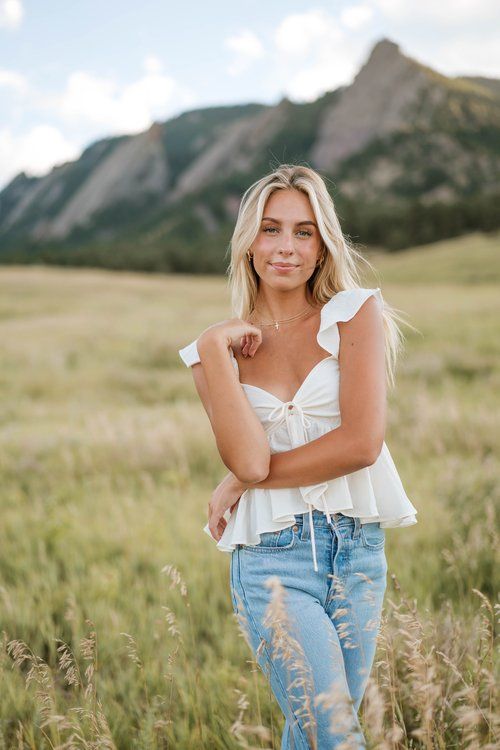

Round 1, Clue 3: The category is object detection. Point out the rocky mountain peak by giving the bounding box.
[310,37,432,170]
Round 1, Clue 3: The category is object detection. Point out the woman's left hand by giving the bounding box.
[208,472,247,542]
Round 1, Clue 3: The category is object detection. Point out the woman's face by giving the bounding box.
[249,188,323,289]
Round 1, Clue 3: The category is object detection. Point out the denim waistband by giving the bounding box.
[294,509,357,528]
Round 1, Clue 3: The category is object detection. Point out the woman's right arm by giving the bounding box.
[184,324,270,485]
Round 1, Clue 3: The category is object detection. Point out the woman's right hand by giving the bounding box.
[199,318,263,358]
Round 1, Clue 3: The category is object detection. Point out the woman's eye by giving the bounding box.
[263,227,312,237]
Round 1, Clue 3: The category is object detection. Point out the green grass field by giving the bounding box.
[1,231,499,748]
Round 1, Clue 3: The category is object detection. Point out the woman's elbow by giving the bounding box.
[236,460,270,485]
[346,429,383,468]
[360,438,384,466]
[231,456,270,485]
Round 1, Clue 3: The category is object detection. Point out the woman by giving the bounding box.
[178,164,418,749]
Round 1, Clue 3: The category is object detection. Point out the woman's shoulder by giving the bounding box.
[317,287,383,358]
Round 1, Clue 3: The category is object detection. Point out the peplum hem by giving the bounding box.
[203,442,418,554]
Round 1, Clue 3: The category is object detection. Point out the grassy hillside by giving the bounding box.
[0,235,498,747]
[366,229,500,285]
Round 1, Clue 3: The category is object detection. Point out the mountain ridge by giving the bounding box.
[1,37,498,268]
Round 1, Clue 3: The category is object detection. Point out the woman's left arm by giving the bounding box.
[233,295,387,491]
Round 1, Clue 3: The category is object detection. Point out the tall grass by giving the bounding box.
[0,234,499,747]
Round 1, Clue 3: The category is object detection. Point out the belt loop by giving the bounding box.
[352,516,361,540]
[300,512,311,541]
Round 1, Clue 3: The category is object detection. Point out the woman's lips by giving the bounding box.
[269,263,297,272]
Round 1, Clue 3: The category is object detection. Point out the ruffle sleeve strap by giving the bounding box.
[317,287,384,359]
[179,337,239,375]
[178,338,201,368]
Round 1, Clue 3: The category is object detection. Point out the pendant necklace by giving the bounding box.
[250,304,315,331]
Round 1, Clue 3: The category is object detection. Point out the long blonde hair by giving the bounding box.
[225,164,415,389]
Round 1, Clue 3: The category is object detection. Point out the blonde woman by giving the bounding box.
[179,165,418,749]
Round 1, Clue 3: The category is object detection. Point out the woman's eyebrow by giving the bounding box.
[262,216,318,228]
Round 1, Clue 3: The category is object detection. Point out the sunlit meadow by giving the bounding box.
[1,231,499,748]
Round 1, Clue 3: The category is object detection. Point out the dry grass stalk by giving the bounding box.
[161,562,205,745]
[6,619,118,750]
[229,687,272,748]
[262,574,320,750]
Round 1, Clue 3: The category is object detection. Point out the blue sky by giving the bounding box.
[1,0,499,191]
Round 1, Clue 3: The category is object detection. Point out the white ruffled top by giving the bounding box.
[178,287,418,571]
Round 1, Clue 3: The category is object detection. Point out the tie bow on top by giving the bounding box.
[264,400,313,436]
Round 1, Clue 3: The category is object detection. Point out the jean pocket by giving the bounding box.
[360,521,385,550]
[242,525,297,553]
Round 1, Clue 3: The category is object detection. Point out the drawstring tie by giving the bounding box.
[265,400,330,572]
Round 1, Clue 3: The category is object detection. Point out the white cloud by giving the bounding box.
[270,5,500,101]
[340,4,374,30]
[0,57,197,188]
[225,30,265,76]
[0,125,79,189]
[0,0,23,29]
[272,10,362,101]
[368,0,500,77]
[373,0,500,25]
[275,10,343,57]
[56,59,194,133]
[0,67,28,93]
[428,34,500,78]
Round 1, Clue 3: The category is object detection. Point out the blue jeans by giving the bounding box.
[229,510,387,749]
